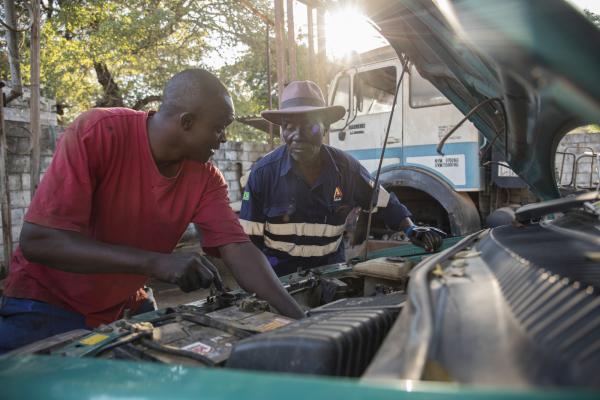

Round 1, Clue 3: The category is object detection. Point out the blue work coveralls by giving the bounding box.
[239,145,411,276]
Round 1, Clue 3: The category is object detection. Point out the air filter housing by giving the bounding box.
[226,307,398,377]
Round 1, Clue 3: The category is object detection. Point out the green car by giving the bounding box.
[1,0,599,398]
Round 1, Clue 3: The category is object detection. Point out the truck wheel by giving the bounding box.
[379,166,481,236]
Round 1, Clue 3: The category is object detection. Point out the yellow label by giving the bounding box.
[258,318,292,332]
[79,333,109,346]
[333,186,343,201]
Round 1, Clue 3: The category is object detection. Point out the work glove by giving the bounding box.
[151,252,225,293]
[404,225,446,253]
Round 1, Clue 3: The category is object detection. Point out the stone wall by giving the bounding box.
[555,131,600,189]
[1,89,59,271]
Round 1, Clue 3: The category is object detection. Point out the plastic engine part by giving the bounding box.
[226,308,398,377]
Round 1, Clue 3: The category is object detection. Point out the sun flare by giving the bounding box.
[324,7,387,60]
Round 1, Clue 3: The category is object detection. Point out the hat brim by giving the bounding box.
[261,105,346,126]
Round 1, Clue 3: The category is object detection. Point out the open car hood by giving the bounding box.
[357,0,600,199]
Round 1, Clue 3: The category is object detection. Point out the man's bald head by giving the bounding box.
[160,69,229,116]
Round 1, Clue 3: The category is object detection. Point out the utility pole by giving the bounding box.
[316,7,327,102]
[274,0,286,100]
[30,0,41,197]
[307,5,315,81]
[0,0,25,272]
[0,86,12,274]
[286,0,297,81]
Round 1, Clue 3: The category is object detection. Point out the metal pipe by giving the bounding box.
[437,97,504,156]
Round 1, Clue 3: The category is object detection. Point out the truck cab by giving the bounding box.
[328,46,497,235]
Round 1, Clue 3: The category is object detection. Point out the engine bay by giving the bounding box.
[5,197,599,388]
[7,257,413,378]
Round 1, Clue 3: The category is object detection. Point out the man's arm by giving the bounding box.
[218,241,305,319]
[20,222,222,291]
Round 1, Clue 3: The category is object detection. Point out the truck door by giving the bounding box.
[345,63,403,172]
[328,71,352,146]
[402,64,482,191]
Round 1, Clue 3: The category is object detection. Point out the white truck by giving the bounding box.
[327,46,530,236]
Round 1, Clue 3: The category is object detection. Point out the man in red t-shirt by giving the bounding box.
[0,69,303,353]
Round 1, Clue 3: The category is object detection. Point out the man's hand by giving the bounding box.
[219,242,305,319]
[150,252,224,293]
[405,226,446,253]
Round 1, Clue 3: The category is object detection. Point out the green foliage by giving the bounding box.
[2,0,328,144]
[1,1,269,131]
[37,0,232,121]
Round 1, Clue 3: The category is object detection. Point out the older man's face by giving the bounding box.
[281,116,326,165]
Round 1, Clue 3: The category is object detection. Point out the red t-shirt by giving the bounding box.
[4,108,249,326]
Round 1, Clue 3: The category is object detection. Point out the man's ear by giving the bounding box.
[179,112,195,131]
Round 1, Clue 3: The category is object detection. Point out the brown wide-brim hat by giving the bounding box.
[261,80,346,126]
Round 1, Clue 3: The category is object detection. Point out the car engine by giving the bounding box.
[6,259,410,378]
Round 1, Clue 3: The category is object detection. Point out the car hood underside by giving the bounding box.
[358,0,600,199]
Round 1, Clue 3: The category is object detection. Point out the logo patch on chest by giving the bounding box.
[333,186,343,202]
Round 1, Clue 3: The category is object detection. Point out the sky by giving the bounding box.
[314,0,600,60]
[207,0,599,68]
[315,0,600,60]
[568,0,600,14]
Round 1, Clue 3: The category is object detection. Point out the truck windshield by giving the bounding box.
[354,66,396,116]
[409,64,450,108]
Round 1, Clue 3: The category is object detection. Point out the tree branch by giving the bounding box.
[132,95,161,110]
[93,61,124,108]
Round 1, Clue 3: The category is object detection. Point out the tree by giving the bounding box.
[2,0,328,143]
[1,0,276,127]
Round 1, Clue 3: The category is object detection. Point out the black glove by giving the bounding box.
[151,252,225,293]
[405,226,446,253]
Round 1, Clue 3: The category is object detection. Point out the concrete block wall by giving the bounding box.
[555,132,600,188]
[210,141,273,202]
[0,88,59,271]
[0,131,272,269]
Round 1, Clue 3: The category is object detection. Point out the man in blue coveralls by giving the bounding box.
[239,81,444,276]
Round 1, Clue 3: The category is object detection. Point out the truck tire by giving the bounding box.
[379,166,481,236]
